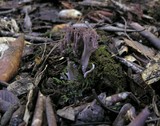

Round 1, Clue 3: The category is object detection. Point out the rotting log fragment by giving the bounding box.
[45,96,57,126]
[31,91,46,126]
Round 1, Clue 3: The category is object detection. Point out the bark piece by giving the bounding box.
[31,91,46,126]
[9,105,25,126]
[0,104,19,126]
[128,107,150,126]
[46,96,57,126]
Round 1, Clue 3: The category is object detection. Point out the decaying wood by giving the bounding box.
[113,103,133,126]
[99,25,137,32]
[115,56,144,73]
[128,107,151,126]
[45,96,57,126]
[23,88,39,126]
[78,1,110,7]
[31,91,46,126]
[0,30,53,43]
[0,104,19,126]
[9,105,25,126]
[0,0,159,125]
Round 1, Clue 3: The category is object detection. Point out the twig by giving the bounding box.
[121,16,133,41]
[92,89,119,113]
[1,104,19,126]
[0,30,53,43]
[128,107,151,126]
[0,8,16,15]
[78,1,109,7]
[146,117,160,123]
[45,96,57,126]
[73,121,111,126]
[99,25,137,32]
[9,105,25,125]
[115,56,144,73]
[113,103,133,126]
[31,91,46,126]
[129,22,160,50]
[128,92,140,105]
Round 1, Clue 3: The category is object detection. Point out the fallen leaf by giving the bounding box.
[57,106,75,121]
[7,78,34,96]
[124,55,136,62]
[51,24,69,33]
[123,38,156,59]
[142,62,160,85]
[0,35,25,82]
[118,45,128,55]
[0,90,19,113]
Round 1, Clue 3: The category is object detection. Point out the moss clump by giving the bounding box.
[97,30,110,44]
[86,45,127,93]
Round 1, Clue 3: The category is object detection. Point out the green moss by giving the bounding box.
[86,45,127,93]
[97,30,110,44]
[44,45,127,106]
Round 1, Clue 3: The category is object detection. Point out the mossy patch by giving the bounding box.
[86,45,127,93]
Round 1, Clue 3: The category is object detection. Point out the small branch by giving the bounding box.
[129,22,160,50]
[128,107,151,126]
[1,104,19,126]
[92,89,119,113]
[99,25,138,32]
[0,8,16,15]
[9,105,25,125]
[73,121,111,126]
[115,56,143,73]
[31,91,46,126]
[45,96,57,126]
[78,1,109,7]
[0,30,53,43]
[113,103,133,126]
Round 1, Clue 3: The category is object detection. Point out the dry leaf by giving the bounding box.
[0,35,25,82]
[118,45,128,55]
[7,78,34,96]
[51,24,69,33]
[57,106,75,121]
[123,38,156,59]
[141,62,160,85]
[124,55,136,62]
[0,90,19,113]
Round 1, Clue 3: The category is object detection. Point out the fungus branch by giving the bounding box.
[62,27,99,78]
[81,29,98,74]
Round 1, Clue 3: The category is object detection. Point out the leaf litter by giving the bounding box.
[0,0,160,126]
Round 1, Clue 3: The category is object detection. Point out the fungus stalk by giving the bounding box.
[81,29,98,74]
